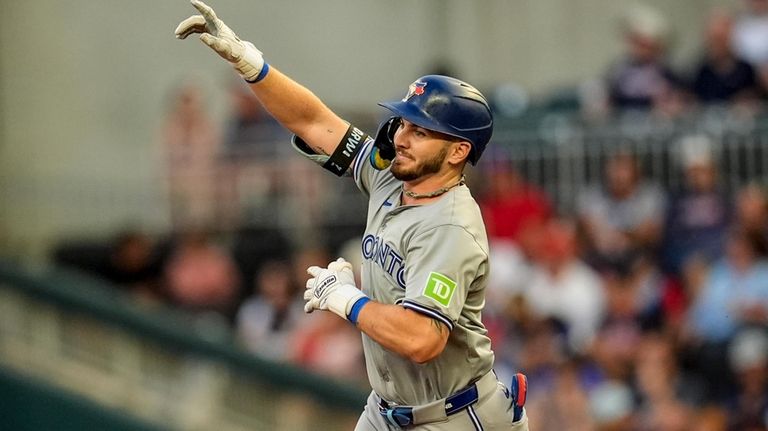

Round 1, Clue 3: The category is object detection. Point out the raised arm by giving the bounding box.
[175,0,348,156]
[245,68,349,156]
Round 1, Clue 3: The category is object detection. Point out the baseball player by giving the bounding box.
[175,2,529,429]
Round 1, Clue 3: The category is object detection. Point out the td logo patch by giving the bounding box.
[423,272,457,307]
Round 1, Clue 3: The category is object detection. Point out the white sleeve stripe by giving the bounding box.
[401,300,454,331]
[353,139,373,182]
[353,139,372,181]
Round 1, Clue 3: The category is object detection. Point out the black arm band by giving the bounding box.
[322,125,369,177]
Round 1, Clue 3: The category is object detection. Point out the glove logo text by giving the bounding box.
[315,275,337,298]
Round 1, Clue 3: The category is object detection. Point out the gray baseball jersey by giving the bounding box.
[348,136,495,406]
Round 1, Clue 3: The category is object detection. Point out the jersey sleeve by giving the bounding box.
[291,132,390,199]
[400,225,488,331]
[352,136,395,198]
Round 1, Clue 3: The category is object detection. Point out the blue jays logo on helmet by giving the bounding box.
[403,81,427,101]
[377,75,494,165]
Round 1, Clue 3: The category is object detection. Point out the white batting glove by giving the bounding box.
[304,258,368,322]
[175,0,268,83]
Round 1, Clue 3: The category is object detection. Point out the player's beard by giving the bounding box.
[391,145,449,182]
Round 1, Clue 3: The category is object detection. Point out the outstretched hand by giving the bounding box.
[175,0,267,82]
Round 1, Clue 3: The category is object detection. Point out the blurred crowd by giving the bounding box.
[50,1,768,430]
[477,147,768,431]
[578,1,768,119]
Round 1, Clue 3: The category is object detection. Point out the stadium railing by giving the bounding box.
[0,365,166,431]
[490,106,768,213]
[0,260,368,431]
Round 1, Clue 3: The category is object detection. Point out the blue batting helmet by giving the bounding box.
[378,75,494,165]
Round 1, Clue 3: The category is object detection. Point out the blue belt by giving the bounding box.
[377,383,479,428]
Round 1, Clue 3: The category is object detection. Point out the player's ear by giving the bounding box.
[447,141,472,166]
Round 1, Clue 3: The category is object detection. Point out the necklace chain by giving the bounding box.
[402,176,466,199]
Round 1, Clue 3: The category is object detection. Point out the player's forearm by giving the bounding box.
[248,67,348,155]
[356,301,448,364]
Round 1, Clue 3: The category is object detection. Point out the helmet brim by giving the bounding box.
[378,101,467,143]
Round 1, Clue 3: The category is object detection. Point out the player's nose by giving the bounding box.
[393,127,410,149]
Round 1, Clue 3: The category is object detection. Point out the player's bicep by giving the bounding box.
[402,307,450,362]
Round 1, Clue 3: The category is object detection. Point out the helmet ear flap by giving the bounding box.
[370,116,400,170]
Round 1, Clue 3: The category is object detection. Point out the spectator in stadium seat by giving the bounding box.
[221,79,289,161]
[727,328,768,431]
[686,228,768,343]
[513,318,569,394]
[633,333,707,430]
[236,259,304,361]
[230,226,292,301]
[615,253,670,331]
[735,183,768,254]
[683,228,768,401]
[733,0,768,95]
[589,380,637,431]
[661,135,730,277]
[577,150,666,274]
[591,274,647,383]
[163,230,240,320]
[103,230,167,301]
[162,82,221,230]
[602,4,684,113]
[215,80,294,228]
[689,9,762,107]
[524,361,596,431]
[53,229,164,300]
[478,159,552,245]
[522,219,606,354]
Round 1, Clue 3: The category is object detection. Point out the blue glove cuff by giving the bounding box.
[246,62,270,83]
[347,297,370,324]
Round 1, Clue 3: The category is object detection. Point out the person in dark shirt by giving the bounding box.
[691,10,762,105]
[604,4,683,112]
[661,135,730,276]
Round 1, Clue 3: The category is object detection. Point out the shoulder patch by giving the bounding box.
[423,272,457,307]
